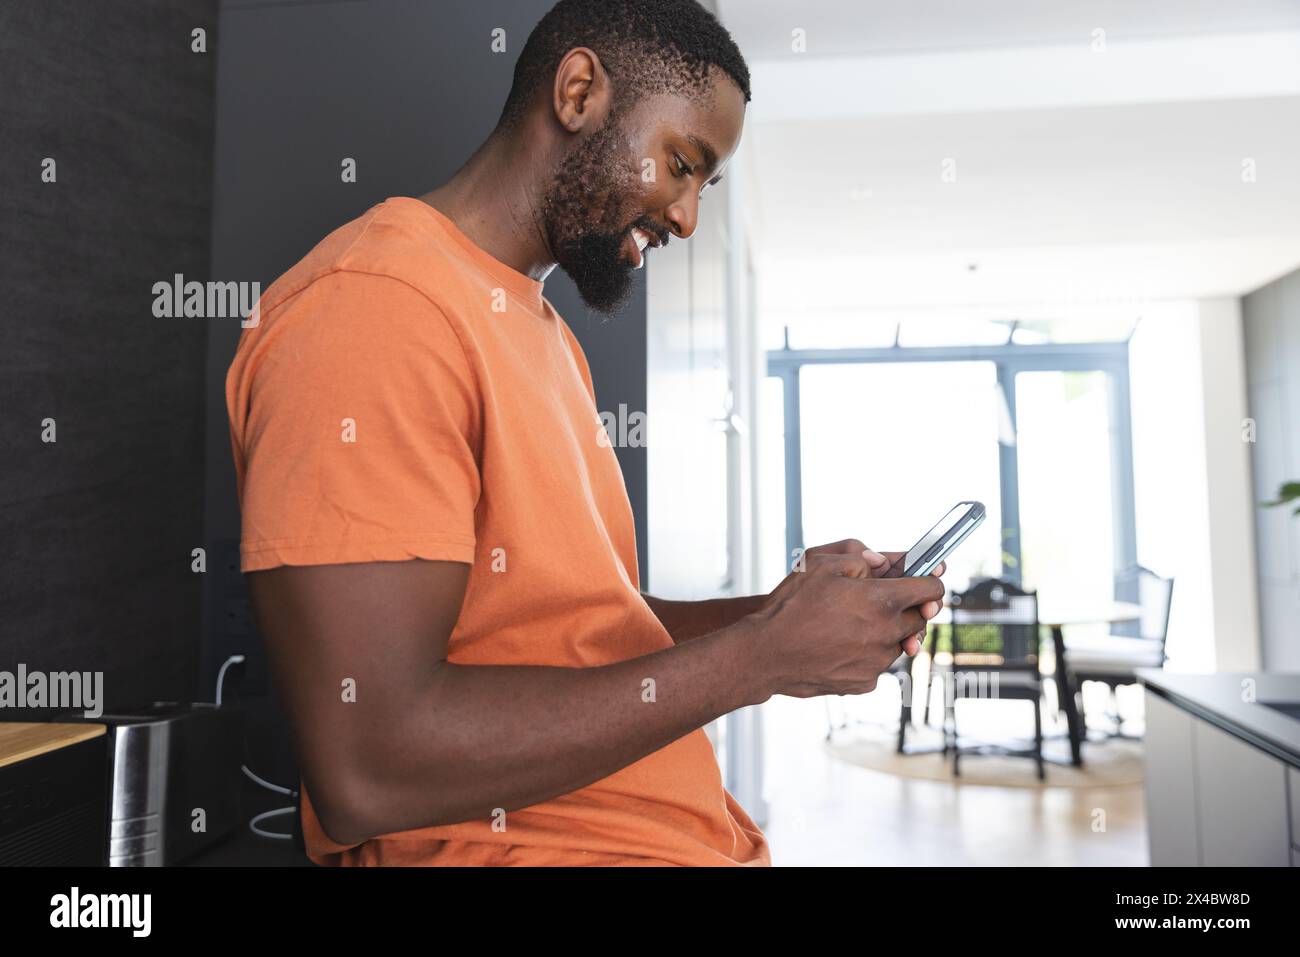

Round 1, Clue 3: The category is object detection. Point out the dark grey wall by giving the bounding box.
[204,0,648,777]
[0,1,217,710]
[1243,267,1300,672]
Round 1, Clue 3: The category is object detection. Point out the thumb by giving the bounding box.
[861,547,889,569]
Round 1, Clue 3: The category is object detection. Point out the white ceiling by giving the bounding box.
[719,0,1300,58]
[717,0,1300,311]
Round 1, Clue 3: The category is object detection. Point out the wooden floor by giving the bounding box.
[757,688,1149,867]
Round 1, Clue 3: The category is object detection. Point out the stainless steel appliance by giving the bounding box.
[61,702,243,866]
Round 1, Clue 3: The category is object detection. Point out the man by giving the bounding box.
[226,0,944,867]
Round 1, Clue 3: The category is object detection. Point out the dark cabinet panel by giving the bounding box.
[0,0,217,709]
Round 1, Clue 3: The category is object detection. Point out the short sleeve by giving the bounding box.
[227,270,481,572]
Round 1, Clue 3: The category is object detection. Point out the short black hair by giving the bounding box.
[498,0,751,130]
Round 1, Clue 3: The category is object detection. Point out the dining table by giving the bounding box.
[1037,600,1142,765]
[928,599,1142,766]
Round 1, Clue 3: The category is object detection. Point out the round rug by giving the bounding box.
[825,721,1146,789]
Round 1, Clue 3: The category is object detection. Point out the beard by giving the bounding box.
[540,116,646,317]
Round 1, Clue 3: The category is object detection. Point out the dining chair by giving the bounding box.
[942,577,1046,779]
[896,626,944,753]
[1062,565,1173,738]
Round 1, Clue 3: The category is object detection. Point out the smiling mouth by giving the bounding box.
[625,226,660,269]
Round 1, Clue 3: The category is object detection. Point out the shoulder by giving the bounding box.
[255,198,482,326]
[227,211,483,415]
[242,200,485,358]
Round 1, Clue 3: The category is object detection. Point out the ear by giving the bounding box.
[552,47,611,133]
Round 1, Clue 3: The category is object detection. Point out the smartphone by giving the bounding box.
[889,501,986,577]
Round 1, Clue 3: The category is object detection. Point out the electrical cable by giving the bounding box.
[214,654,242,707]
[249,807,296,841]
[242,764,293,796]
[215,653,297,841]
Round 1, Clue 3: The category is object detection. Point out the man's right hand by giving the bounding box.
[747,553,945,700]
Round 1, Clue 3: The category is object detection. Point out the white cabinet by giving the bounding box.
[1290,765,1300,863]
[1193,719,1290,865]
[1143,689,1295,865]
[1142,693,1200,865]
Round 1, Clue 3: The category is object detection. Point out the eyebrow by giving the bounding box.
[685,133,723,184]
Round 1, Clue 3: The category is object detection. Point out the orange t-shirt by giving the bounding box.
[225,196,770,867]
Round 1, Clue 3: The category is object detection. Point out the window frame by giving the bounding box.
[766,340,1137,587]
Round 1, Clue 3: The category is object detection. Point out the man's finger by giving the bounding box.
[874,555,947,580]
[806,538,867,558]
[861,547,889,569]
[818,553,875,579]
[871,550,906,578]
[876,574,946,607]
[897,607,927,639]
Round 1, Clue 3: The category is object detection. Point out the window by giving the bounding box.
[798,361,1003,589]
[765,327,1137,603]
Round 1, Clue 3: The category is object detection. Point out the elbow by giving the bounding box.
[302,743,403,846]
[304,750,463,844]
[307,770,379,847]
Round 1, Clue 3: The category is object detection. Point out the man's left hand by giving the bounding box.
[803,539,946,654]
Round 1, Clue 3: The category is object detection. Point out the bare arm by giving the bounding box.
[248,553,943,847]
[248,560,767,846]
[642,593,766,644]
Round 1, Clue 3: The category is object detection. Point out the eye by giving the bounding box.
[672,153,694,178]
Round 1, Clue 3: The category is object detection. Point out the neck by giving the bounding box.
[419,124,558,282]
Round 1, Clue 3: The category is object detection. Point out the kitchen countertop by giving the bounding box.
[1138,670,1300,769]
[0,722,105,767]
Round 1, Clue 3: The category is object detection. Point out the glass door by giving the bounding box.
[798,360,1005,590]
[1014,370,1117,635]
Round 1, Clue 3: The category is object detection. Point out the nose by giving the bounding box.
[664,190,700,241]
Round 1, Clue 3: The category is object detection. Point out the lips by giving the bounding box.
[624,226,657,269]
